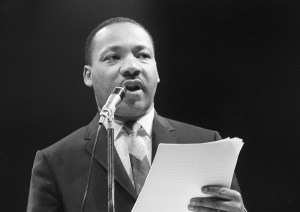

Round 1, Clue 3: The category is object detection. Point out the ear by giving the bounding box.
[83,65,93,87]
[157,73,160,83]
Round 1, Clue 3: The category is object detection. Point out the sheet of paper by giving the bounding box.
[131,138,244,212]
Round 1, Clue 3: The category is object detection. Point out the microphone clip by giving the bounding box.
[99,108,112,125]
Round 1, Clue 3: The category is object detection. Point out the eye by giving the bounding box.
[137,52,151,59]
[104,54,120,62]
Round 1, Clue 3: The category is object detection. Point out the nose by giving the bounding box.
[120,56,142,77]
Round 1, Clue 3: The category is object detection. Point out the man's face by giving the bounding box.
[83,22,160,120]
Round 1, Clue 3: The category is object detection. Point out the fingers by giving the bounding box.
[188,204,219,212]
[188,186,244,212]
[189,197,231,212]
[202,186,242,202]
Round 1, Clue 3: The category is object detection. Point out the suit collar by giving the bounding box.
[151,112,177,160]
[84,112,178,200]
[84,113,99,140]
[85,113,137,199]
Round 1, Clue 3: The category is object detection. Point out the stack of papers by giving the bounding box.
[132,137,244,212]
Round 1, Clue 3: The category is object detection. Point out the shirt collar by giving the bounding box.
[107,106,155,139]
[135,106,154,137]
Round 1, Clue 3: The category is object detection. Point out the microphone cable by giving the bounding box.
[81,121,102,212]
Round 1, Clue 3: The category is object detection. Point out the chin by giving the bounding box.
[116,102,151,118]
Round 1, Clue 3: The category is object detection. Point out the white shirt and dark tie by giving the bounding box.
[109,107,154,194]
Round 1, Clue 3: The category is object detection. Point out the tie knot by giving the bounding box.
[123,122,142,135]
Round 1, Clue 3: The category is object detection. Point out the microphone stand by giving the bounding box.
[107,114,115,212]
[81,86,125,212]
[98,85,126,212]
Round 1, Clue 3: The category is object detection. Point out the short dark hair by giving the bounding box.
[84,17,155,65]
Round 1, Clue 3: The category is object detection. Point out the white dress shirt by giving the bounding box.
[110,107,154,185]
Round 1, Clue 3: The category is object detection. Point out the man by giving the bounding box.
[27,17,246,212]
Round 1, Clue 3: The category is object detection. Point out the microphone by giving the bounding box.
[99,85,127,125]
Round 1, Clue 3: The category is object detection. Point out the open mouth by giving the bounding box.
[122,79,143,92]
[125,85,141,92]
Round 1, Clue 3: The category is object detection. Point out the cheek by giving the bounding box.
[144,64,159,81]
[150,72,160,86]
[91,73,106,95]
[91,69,107,86]
[91,69,119,97]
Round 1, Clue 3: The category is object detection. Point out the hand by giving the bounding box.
[188,185,245,212]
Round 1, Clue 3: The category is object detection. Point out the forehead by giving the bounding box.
[92,22,154,52]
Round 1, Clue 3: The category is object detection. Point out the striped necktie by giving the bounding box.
[123,122,150,195]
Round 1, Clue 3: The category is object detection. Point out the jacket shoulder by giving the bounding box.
[165,117,221,142]
[41,125,88,159]
[42,113,99,157]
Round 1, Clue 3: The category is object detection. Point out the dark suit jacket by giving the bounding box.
[27,113,241,212]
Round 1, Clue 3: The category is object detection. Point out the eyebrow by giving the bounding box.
[100,45,152,56]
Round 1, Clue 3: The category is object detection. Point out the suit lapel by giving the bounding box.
[84,112,178,200]
[151,113,178,162]
[85,115,137,199]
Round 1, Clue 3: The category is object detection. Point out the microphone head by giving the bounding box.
[98,85,127,125]
[112,85,127,100]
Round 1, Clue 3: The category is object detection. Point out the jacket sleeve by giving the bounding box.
[27,150,63,212]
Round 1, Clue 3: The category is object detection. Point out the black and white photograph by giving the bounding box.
[0,0,299,211]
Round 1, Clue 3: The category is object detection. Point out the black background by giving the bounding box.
[1,0,299,211]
